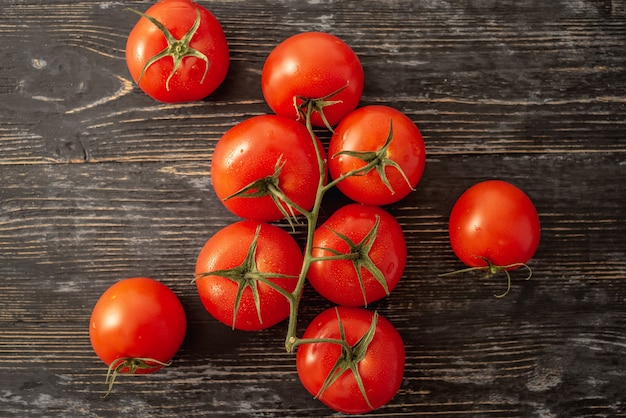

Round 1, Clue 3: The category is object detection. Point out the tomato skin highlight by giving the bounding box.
[296,307,405,414]
[89,277,187,374]
[328,105,426,205]
[308,204,406,307]
[195,221,302,331]
[125,0,229,102]
[448,180,541,269]
[262,32,364,127]
[211,115,326,222]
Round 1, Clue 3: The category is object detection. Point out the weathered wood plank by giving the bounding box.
[1,0,625,416]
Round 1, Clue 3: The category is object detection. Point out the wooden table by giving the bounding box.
[1,1,625,416]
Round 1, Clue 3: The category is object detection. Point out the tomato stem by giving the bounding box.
[284,100,328,352]
[288,336,351,352]
[439,258,533,298]
[283,98,392,349]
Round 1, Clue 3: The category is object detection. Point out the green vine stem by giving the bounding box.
[284,101,402,352]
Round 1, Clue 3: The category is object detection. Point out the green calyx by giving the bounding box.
[104,357,171,397]
[194,225,297,329]
[314,308,378,410]
[332,118,415,195]
[128,7,210,91]
[293,83,349,132]
[313,215,389,306]
[222,155,307,231]
[439,257,533,298]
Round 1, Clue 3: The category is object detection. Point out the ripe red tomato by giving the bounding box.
[328,105,426,205]
[125,0,229,102]
[211,115,326,222]
[308,204,406,307]
[448,180,541,269]
[89,277,187,390]
[262,32,364,127]
[296,307,405,414]
[195,221,303,331]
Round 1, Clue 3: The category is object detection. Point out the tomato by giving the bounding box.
[262,32,364,128]
[89,277,187,393]
[328,105,426,205]
[125,0,229,102]
[211,115,326,222]
[296,307,405,414]
[195,221,303,331]
[308,204,406,307]
[448,180,541,270]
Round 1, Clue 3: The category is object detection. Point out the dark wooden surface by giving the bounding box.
[1,0,625,416]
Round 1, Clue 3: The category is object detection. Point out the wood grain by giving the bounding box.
[1,0,625,416]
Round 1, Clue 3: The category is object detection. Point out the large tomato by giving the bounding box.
[211,115,326,222]
[195,221,303,331]
[89,277,187,392]
[308,204,406,307]
[328,105,426,205]
[448,180,541,269]
[262,32,364,127]
[296,307,405,414]
[125,0,229,102]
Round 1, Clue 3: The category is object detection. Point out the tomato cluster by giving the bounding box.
[89,0,541,414]
[194,30,418,414]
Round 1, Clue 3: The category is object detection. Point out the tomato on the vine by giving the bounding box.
[328,105,426,205]
[308,204,406,307]
[89,277,187,394]
[195,221,302,331]
[296,307,405,414]
[262,31,364,128]
[211,115,326,222]
[448,179,541,271]
[125,0,229,102]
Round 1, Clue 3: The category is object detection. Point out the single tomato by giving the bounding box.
[89,277,187,393]
[195,221,303,331]
[328,105,426,205]
[125,0,229,102]
[211,115,326,222]
[448,180,541,270]
[296,307,405,414]
[308,204,406,307]
[262,32,364,127]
